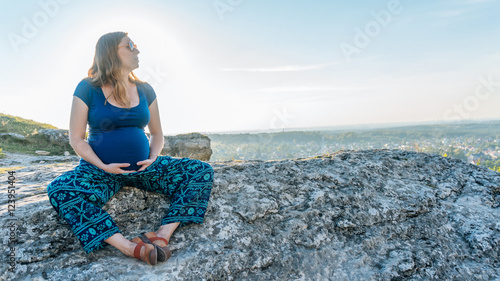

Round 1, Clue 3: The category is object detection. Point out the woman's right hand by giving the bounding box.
[102,163,136,174]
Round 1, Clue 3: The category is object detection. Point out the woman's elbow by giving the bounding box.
[69,137,85,151]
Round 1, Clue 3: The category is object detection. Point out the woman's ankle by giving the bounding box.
[157,222,180,241]
[105,233,136,257]
[122,241,137,257]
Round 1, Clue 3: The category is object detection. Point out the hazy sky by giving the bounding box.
[1,0,500,135]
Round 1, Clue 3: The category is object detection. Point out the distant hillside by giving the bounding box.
[207,120,500,144]
[0,113,58,136]
[206,121,500,173]
[0,113,69,156]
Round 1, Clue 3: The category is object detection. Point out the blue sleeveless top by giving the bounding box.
[73,78,157,171]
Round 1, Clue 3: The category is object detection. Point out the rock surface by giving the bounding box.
[0,152,80,167]
[0,149,499,280]
[37,129,69,146]
[0,133,27,142]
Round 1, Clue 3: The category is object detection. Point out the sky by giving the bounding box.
[1,0,500,135]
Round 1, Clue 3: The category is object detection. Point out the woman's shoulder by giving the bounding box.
[74,78,99,106]
[136,80,154,92]
[77,77,99,89]
[136,81,157,105]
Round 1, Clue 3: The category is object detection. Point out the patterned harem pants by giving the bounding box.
[46,156,214,254]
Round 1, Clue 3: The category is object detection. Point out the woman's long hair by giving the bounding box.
[87,31,142,108]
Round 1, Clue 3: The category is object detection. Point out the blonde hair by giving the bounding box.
[87,31,142,108]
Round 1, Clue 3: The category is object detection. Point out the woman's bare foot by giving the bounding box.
[105,233,158,265]
[156,222,180,243]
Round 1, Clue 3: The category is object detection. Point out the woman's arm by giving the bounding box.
[136,99,163,171]
[146,99,164,159]
[69,96,131,173]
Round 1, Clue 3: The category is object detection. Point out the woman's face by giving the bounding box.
[117,36,140,72]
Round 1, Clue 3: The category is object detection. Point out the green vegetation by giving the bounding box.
[0,113,57,135]
[0,113,73,156]
[207,120,500,172]
[0,133,74,155]
[1,113,499,173]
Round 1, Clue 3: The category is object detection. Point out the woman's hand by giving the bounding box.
[102,163,136,174]
[136,155,158,172]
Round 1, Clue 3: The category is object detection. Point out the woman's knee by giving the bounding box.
[47,179,63,197]
[47,171,78,203]
[201,163,214,196]
[47,176,72,195]
[47,178,73,204]
[46,169,78,192]
[47,181,65,211]
[199,161,214,181]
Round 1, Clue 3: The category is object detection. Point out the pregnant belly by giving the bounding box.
[88,127,150,171]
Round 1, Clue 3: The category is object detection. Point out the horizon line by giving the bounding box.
[2,112,499,136]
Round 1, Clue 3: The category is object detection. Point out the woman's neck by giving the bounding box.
[117,71,132,87]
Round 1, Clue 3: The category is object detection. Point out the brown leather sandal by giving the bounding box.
[131,234,158,265]
[144,232,172,262]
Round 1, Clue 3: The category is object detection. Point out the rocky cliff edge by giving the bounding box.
[1,149,499,280]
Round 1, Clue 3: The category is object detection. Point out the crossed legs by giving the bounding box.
[104,222,179,262]
[47,156,213,265]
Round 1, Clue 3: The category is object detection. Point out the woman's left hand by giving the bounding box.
[136,156,158,172]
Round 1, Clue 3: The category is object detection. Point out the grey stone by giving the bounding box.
[0,149,499,280]
[0,152,80,167]
[0,133,27,142]
[162,132,213,161]
[38,129,69,146]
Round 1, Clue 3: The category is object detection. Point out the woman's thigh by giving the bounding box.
[127,156,213,197]
[47,162,125,208]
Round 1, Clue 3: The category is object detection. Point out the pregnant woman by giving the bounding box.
[46,31,214,265]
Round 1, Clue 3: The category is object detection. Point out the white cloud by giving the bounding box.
[460,0,495,3]
[254,86,377,93]
[222,62,337,72]
[437,10,467,18]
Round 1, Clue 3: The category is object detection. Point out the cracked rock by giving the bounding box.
[1,149,499,280]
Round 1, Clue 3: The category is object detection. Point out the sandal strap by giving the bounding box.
[149,236,169,245]
[133,241,146,260]
[144,232,169,246]
[139,234,154,244]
